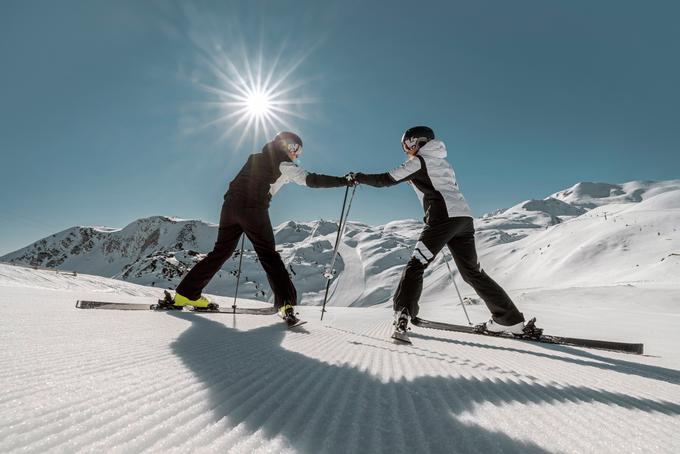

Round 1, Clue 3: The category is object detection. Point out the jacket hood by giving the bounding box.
[417,140,447,159]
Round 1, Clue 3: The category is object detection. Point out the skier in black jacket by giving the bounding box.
[353,126,527,335]
[173,132,351,324]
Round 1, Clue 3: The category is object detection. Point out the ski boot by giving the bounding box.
[394,308,410,333]
[279,304,305,328]
[154,290,181,310]
[475,317,543,339]
[480,318,526,335]
[168,291,219,311]
[519,318,543,339]
[391,308,412,343]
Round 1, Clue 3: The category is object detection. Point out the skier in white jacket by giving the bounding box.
[353,126,527,335]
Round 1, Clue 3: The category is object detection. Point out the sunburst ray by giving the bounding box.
[192,40,315,151]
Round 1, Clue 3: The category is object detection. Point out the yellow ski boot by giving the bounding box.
[173,293,212,309]
[278,304,305,328]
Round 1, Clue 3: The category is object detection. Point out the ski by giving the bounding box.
[391,329,412,344]
[287,319,308,329]
[411,317,644,355]
[75,300,277,315]
[76,300,155,311]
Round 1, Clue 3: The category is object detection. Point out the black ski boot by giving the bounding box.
[391,308,412,344]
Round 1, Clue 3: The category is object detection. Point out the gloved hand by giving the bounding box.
[344,172,359,186]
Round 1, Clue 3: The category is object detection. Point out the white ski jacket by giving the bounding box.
[355,140,473,223]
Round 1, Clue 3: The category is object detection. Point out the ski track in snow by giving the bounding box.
[327,238,367,307]
[2,281,680,454]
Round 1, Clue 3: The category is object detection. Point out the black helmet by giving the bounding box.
[273,131,303,157]
[274,131,303,148]
[401,126,435,149]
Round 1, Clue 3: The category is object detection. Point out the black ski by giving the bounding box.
[76,300,155,311]
[75,300,277,315]
[411,317,644,355]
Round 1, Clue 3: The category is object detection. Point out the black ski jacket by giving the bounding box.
[226,142,347,208]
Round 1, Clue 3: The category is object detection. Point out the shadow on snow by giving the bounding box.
[408,330,680,386]
[167,312,680,454]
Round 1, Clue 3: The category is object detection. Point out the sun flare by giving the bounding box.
[245,90,272,117]
[192,42,316,150]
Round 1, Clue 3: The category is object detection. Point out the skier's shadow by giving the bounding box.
[166,313,680,454]
[409,331,680,385]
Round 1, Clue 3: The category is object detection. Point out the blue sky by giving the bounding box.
[1,0,679,255]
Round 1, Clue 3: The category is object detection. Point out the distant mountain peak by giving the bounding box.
[550,180,680,209]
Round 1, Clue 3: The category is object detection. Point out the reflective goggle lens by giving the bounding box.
[286,142,302,157]
[402,137,418,153]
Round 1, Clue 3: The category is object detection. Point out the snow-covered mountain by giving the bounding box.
[3,180,679,306]
[550,180,679,209]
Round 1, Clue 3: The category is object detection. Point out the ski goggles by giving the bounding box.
[284,141,303,159]
[402,137,419,153]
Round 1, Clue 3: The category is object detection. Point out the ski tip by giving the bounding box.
[391,332,412,344]
[287,320,308,329]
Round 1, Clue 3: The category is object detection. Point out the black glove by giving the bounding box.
[344,172,359,186]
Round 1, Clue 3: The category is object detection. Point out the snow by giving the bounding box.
[2,180,680,452]
[1,264,679,453]
[483,192,680,288]
[550,180,680,209]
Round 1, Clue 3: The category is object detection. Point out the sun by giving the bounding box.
[245,90,272,117]
[191,42,316,150]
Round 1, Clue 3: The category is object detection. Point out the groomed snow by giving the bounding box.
[1,264,679,453]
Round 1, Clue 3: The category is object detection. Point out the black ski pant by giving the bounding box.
[393,216,524,325]
[175,197,297,309]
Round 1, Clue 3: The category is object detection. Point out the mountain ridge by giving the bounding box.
[3,179,679,306]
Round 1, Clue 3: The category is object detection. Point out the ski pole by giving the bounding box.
[320,186,349,320]
[321,186,353,320]
[442,251,472,325]
[321,185,355,320]
[232,234,246,314]
[325,186,356,280]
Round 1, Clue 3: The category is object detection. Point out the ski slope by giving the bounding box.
[1,265,679,453]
